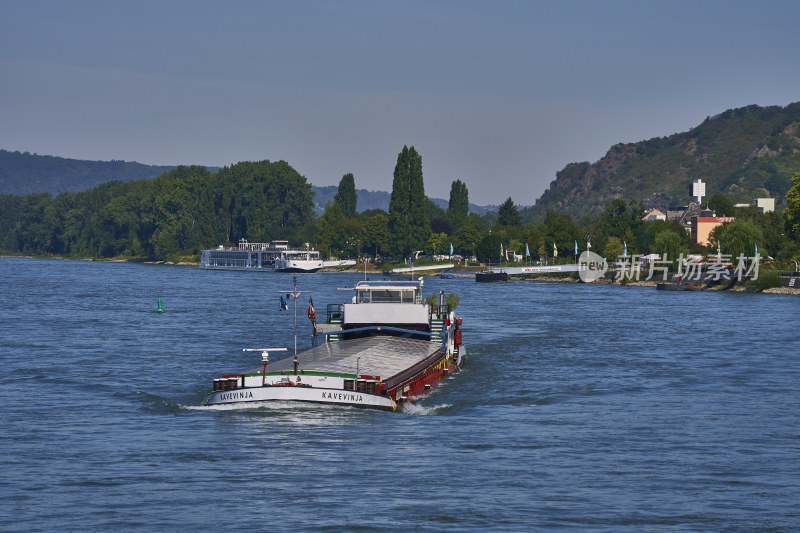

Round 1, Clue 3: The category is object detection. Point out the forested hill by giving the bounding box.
[0,161,314,260]
[528,103,800,219]
[0,149,216,195]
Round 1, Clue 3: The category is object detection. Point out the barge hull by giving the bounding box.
[203,385,396,410]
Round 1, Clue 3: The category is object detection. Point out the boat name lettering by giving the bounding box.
[218,391,254,401]
[321,392,363,402]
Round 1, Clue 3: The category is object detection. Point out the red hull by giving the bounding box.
[383,349,461,404]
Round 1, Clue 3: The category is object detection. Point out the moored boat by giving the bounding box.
[475,270,508,282]
[656,281,699,291]
[202,279,466,411]
[200,239,324,273]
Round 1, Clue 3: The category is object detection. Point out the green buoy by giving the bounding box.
[157,298,163,313]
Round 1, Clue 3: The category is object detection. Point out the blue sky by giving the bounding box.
[2,1,799,205]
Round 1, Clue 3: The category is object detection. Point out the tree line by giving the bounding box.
[2,147,800,267]
[0,161,313,260]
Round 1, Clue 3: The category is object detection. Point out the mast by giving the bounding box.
[279,273,310,374]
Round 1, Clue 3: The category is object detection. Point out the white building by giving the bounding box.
[754,198,775,213]
[692,179,706,204]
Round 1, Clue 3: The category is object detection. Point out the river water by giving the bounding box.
[1,257,798,531]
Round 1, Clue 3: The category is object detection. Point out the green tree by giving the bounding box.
[361,210,390,257]
[497,197,522,227]
[447,179,469,229]
[710,218,765,259]
[216,160,313,245]
[341,217,364,258]
[707,193,735,217]
[604,236,624,260]
[507,238,523,259]
[426,232,449,256]
[785,171,800,240]
[445,292,460,312]
[389,146,430,257]
[465,212,488,231]
[524,227,545,260]
[454,226,480,258]
[601,199,643,241]
[638,219,688,256]
[653,230,685,264]
[317,202,346,257]
[426,198,452,234]
[543,210,578,254]
[476,233,502,263]
[334,173,357,218]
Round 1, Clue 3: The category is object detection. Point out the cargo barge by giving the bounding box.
[202,279,465,411]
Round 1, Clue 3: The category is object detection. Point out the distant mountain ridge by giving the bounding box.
[528,103,800,219]
[0,149,190,195]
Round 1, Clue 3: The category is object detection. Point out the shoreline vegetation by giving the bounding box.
[3,147,799,292]
[3,253,798,295]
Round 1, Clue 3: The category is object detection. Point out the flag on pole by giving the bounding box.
[574,240,578,256]
[449,243,453,256]
[525,243,530,258]
[280,294,288,311]
[755,243,758,257]
[553,242,558,257]
[307,297,316,328]
[623,241,628,256]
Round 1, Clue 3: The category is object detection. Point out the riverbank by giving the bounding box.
[763,286,800,295]
[3,254,798,295]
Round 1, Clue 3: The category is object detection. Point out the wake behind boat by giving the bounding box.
[202,278,466,411]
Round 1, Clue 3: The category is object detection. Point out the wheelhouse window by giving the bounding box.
[361,288,417,303]
[372,290,401,303]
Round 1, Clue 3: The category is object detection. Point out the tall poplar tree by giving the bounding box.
[447,179,469,229]
[389,146,430,257]
[334,172,357,218]
[389,148,410,256]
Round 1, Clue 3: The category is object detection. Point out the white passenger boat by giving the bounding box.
[200,239,324,273]
[202,278,465,411]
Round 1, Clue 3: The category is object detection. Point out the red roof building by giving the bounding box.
[691,216,734,245]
